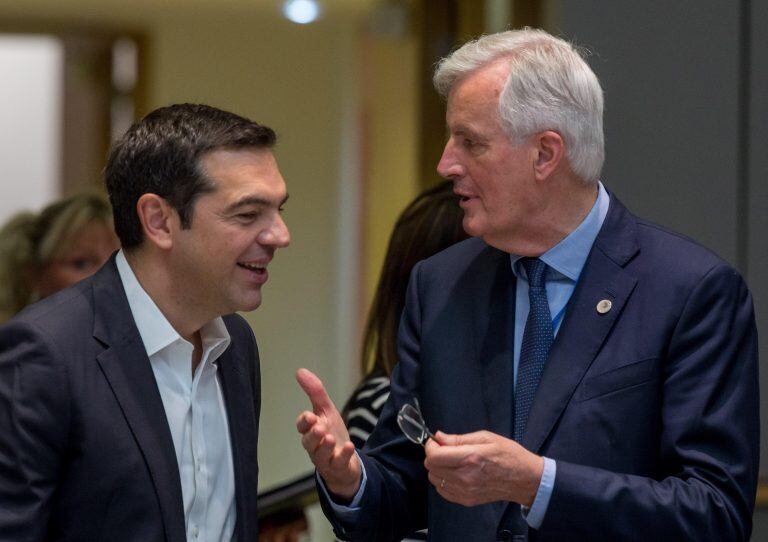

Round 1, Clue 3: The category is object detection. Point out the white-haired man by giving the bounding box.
[296,28,758,541]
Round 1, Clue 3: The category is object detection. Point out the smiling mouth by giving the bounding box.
[237,262,267,275]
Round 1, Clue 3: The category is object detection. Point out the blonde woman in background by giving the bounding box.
[0,193,118,322]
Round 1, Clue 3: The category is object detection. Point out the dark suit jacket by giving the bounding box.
[320,196,759,541]
[0,257,261,542]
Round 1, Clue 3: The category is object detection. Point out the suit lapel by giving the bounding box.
[471,248,525,531]
[475,248,516,438]
[92,258,186,542]
[522,196,640,453]
[218,335,258,542]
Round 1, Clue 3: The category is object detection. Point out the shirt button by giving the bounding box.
[191,526,199,538]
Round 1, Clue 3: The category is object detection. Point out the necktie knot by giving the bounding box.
[521,257,547,288]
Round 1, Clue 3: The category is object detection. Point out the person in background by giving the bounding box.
[343,180,468,449]
[0,193,118,323]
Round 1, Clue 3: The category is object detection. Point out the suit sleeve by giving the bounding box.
[541,263,759,541]
[318,262,430,542]
[0,320,71,541]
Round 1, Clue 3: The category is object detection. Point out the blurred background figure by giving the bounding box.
[343,180,468,448]
[0,193,118,323]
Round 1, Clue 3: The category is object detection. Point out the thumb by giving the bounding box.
[296,368,336,415]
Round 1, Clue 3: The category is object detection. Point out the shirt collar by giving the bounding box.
[115,250,231,358]
[511,181,610,282]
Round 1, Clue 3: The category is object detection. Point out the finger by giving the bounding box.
[300,420,329,453]
[424,438,441,454]
[329,440,356,471]
[428,471,457,500]
[425,443,484,469]
[428,471,479,507]
[434,430,493,446]
[424,462,453,483]
[306,419,334,449]
[295,411,317,434]
[312,434,338,467]
[296,368,337,415]
[433,431,458,446]
[301,429,323,455]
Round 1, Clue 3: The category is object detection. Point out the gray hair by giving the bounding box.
[434,28,604,183]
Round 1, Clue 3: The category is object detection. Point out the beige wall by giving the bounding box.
[360,32,420,316]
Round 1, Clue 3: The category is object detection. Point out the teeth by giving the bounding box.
[240,262,265,270]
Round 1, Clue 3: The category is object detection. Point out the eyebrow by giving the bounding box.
[223,193,289,214]
[453,126,486,141]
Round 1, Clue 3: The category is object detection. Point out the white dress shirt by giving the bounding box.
[116,250,237,542]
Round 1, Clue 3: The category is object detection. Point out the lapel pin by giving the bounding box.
[596,299,612,314]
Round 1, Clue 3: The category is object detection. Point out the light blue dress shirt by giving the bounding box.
[514,182,609,528]
[324,183,610,531]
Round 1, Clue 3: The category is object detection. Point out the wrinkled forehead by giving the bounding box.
[445,61,512,132]
[447,59,512,111]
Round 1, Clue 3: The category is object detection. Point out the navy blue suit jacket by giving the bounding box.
[321,196,759,541]
[0,257,261,542]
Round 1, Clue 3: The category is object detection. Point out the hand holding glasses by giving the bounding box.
[397,400,435,446]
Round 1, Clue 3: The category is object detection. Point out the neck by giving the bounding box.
[124,249,210,341]
[496,178,599,257]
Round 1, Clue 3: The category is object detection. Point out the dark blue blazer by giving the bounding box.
[0,257,261,542]
[321,196,759,541]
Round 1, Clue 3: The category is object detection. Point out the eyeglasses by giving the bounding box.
[397,400,434,446]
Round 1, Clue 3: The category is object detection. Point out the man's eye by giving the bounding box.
[462,138,475,149]
[237,212,259,221]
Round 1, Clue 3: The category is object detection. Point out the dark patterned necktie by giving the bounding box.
[514,258,554,443]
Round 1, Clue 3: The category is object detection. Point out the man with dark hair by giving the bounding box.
[0,103,290,542]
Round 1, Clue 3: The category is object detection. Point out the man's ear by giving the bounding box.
[533,130,566,181]
[136,194,176,251]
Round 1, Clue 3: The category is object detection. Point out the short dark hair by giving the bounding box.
[104,103,276,249]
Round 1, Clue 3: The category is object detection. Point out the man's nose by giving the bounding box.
[436,142,463,180]
[259,215,291,248]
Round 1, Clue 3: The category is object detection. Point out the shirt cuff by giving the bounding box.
[316,451,368,518]
[521,457,556,529]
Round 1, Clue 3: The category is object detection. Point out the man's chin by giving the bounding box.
[239,302,262,314]
[231,294,263,314]
[462,218,484,239]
